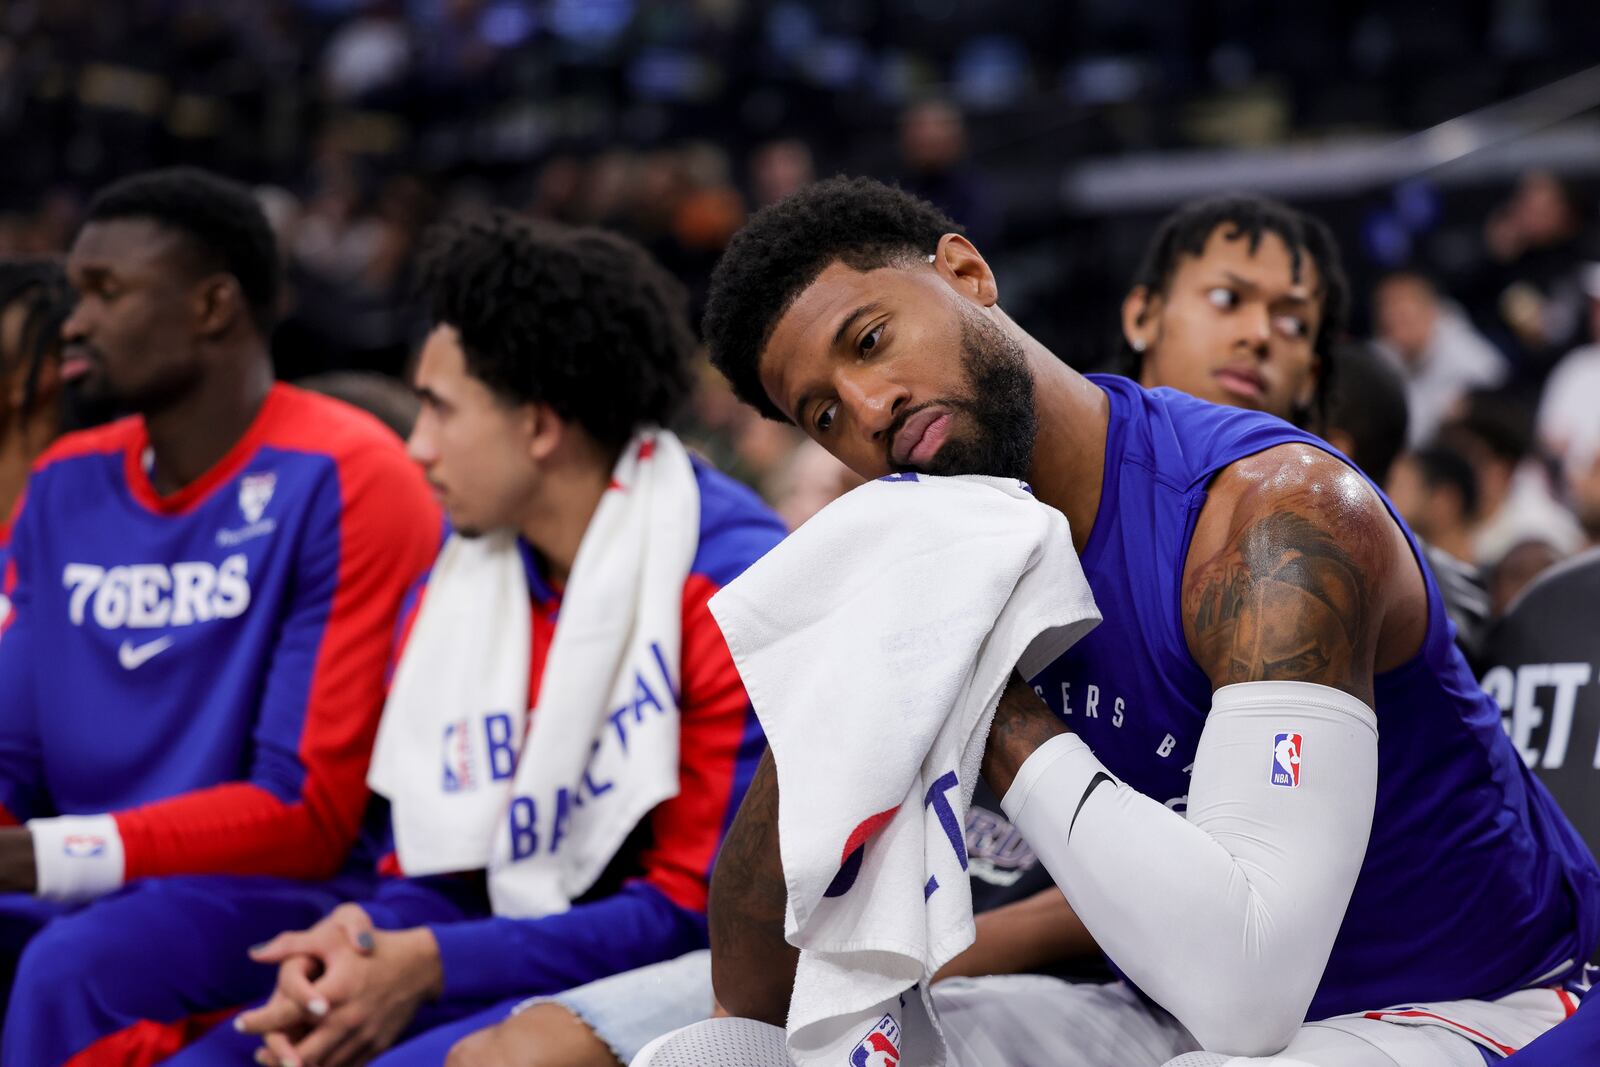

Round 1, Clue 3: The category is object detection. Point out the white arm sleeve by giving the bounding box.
[1001,680,1377,1056]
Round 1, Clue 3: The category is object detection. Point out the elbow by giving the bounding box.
[1179,980,1309,1057]
[710,949,790,1027]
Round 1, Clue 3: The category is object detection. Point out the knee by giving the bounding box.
[446,1004,620,1067]
[10,900,160,1015]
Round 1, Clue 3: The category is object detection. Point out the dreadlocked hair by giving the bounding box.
[0,259,74,415]
[703,176,960,422]
[418,210,694,450]
[1124,193,1349,428]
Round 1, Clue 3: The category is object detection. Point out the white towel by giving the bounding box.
[369,430,700,917]
[708,473,1100,1066]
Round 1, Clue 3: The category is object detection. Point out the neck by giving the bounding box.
[515,448,616,588]
[144,344,274,495]
[1020,333,1108,553]
[0,404,62,521]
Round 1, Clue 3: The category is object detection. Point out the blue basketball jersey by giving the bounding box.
[1028,375,1600,1018]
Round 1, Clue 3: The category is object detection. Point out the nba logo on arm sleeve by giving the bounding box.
[849,1014,901,1067]
[1271,732,1302,787]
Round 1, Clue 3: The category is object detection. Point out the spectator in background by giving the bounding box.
[1440,396,1583,567]
[1317,341,1409,484]
[769,440,863,530]
[1385,444,1493,654]
[1317,342,1490,663]
[1476,169,1594,372]
[1562,437,1600,551]
[1535,262,1600,467]
[748,138,815,210]
[1372,270,1506,446]
[1386,445,1480,566]
[897,99,997,249]
[1489,538,1567,619]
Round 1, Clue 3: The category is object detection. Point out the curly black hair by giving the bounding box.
[83,167,280,335]
[1124,193,1349,427]
[703,176,961,422]
[418,211,694,450]
[0,259,74,415]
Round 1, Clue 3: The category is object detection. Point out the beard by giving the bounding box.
[907,309,1038,481]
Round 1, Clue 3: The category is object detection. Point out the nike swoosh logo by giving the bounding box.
[1069,772,1114,840]
[118,636,174,670]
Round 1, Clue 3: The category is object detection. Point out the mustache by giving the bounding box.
[884,397,971,470]
[61,342,104,365]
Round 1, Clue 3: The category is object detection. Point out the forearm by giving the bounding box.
[708,751,796,1025]
[932,887,1096,983]
[981,675,1068,799]
[1003,682,1377,1055]
[430,882,706,1002]
[361,873,488,931]
[114,781,352,881]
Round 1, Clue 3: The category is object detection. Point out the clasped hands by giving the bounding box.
[235,903,443,1067]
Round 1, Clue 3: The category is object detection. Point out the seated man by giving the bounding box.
[702,177,1599,1065]
[446,191,1488,1067]
[0,168,441,1065]
[176,214,785,1066]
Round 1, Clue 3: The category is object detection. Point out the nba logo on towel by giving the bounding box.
[849,1014,901,1067]
[442,719,476,792]
[1271,732,1302,788]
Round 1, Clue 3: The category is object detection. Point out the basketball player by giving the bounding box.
[701,177,1600,1066]
[176,214,786,1067]
[0,168,441,1066]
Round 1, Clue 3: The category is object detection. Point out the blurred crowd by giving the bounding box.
[3,0,1600,618]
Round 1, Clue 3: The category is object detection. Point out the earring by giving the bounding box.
[1131,338,1146,353]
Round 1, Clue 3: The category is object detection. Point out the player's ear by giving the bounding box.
[931,234,998,308]
[1122,286,1157,353]
[194,274,246,339]
[525,402,564,464]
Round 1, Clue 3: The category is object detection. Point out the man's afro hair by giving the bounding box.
[703,176,960,422]
[419,211,694,450]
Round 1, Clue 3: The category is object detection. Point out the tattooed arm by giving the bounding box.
[991,445,1412,1054]
[983,674,1070,799]
[1182,443,1423,700]
[708,751,797,1025]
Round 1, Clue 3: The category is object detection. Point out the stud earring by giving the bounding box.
[1131,338,1146,353]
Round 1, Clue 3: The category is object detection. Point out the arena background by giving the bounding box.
[3,0,1598,577]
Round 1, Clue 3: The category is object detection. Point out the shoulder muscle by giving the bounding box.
[1182,444,1402,703]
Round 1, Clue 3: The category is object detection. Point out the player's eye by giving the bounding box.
[815,402,838,433]
[859,324,885,355]
[1274,314,1308,339]
[1206,287,1237,310]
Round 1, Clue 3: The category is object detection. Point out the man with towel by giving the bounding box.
[179,214,785,1066]
[697,177,1600,1066]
